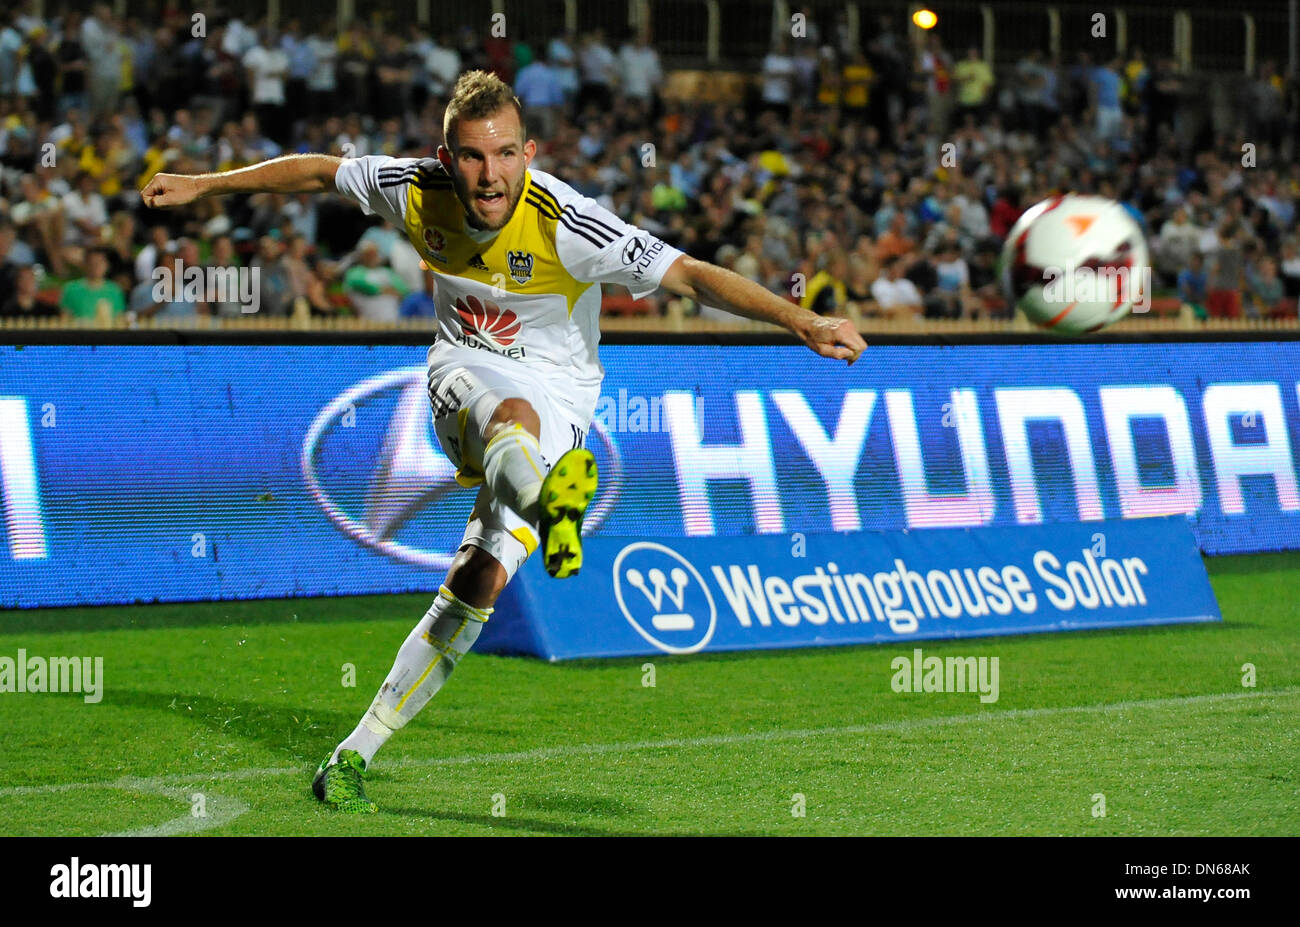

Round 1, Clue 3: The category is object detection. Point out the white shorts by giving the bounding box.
[426,352,589,580]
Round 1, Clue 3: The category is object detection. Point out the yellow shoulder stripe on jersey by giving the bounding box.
[527,180,566,218]
[525,191,560,220]
[413,164,454,189]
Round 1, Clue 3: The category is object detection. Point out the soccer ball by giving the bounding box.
[1001,194,1149,335]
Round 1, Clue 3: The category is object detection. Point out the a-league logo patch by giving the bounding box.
[423,227,447,262]
[507,250,535,285]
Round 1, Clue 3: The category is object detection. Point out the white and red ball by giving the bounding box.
[1001,194,1149,335]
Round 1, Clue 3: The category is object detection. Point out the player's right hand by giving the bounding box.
[140,173,205,209]
[800,315,868,365]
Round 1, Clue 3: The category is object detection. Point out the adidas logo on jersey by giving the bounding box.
[467,253,488,271]
[454,295,527,358]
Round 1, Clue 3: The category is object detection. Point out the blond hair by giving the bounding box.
[443,70,526,150]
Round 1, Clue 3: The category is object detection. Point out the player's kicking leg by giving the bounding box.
[313,377,595,812]
[312,545,500,813]
[478,397,597,578]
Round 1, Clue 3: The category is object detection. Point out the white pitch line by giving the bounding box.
[104,779,250,837]
[2,686,1295,807]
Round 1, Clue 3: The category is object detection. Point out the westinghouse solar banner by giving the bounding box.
[482,516,1220,659]
[0,341,1297,608]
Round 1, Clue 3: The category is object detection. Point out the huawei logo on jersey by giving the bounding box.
[455,295,522,346]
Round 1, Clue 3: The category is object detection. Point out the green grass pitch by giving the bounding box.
[1,552,1296,836]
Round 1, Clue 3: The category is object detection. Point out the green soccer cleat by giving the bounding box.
[538,448,598,579]
[311,749,377,814]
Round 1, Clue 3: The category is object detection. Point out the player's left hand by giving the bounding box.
[799,316,867,365]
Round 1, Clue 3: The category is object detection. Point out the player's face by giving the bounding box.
[443,110,536,231]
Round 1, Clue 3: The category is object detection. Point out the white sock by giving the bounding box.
[331,586,491,766]
[482,423,545,523]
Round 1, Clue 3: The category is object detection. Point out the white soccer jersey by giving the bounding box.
[333,156,684,422]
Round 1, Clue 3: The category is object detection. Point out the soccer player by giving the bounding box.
[142,71,866,812]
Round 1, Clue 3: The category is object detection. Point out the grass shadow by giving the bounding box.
[106,687,358,762]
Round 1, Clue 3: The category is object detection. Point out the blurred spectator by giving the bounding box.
[546,31,579,103]
[0,12,22,100]
[918,34,953,137]
[306,22,339,116]
[252,234,293,316]
[989,187,1024,239]
[61,171,108,256]
[876,212,916,263]
[840,51,874,122]
[871,255,924,319]
[933,239,974,318]
[801,250,849,315]
[244,29,290,145]
[1122,46,1149,114]
[281,192,319,246]
[205,235,245,317]
[83,4,124,121]
[104,211,137,292]
[1091,57,1123,143]
[618,31,663,108]
[577,29,616,116]
[1206,222,1246,319]
[142,239,207,321]
[9,173,66,274]
[514,48,564,137]
[399,267,437,318]
[1157,206,1202,280]
[844,252,876,312]
[424,31,461,99]
[761,37,796,121]
[1,264,55,318]
[59,247,124,321]
[288,234,335,314]
[1246,256,1284,319]
[0,220,35,303]
[25,25,58,122]
[1280,239,1300,299]
[1177,252,1209,319]
[1144,57,1181,150]
[344,240,409,322]
[55,12,88,117]
[337,22,375,115]
[375,31,416,121]
[135,225,174,285]
[1247,60,1285,153]
[954,46,994,122]
[281,19,313,120]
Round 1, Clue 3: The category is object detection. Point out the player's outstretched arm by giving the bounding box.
[659,255,867,364]
[140,154,344,209]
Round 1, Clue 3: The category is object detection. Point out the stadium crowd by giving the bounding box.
[1,2,1299,325]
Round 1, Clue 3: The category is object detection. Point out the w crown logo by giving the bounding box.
[613,542,716,654]
[624,567,691,628]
